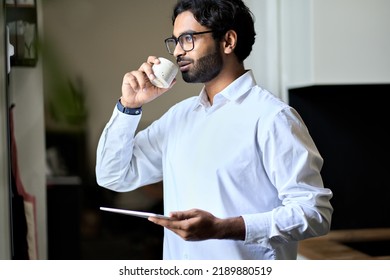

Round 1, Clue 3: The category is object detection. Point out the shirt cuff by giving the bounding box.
[242,212,273,249]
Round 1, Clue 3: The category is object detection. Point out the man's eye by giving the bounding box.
[182,34,193,43]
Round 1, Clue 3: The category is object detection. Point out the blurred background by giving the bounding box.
[1,0,389,260]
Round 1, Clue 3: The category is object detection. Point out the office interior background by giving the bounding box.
[1,0,389,259]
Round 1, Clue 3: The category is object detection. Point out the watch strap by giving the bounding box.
[116,99,142,115]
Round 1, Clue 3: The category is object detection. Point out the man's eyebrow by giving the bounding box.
[172,30,196,38]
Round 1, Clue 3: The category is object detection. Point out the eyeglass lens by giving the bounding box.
[165,31,213,54]
[166,34,194,54]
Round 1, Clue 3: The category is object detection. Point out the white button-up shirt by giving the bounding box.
[96,70,333,259]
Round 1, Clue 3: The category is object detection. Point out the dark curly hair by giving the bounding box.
[172,0,256,62]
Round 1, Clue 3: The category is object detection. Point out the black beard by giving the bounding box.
[181,50,223,84]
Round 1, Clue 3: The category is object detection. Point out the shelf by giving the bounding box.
[6,5,36,23]
[5,1,38,67]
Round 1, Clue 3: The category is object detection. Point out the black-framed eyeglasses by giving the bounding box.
[164,30,213,55]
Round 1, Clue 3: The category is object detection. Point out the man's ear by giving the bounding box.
[223,30,238,54]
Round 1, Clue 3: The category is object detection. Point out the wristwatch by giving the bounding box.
[116,99,142,115]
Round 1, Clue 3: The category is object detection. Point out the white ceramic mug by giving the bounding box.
[151,57,178,88]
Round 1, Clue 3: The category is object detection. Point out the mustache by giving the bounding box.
[176,56,192,64]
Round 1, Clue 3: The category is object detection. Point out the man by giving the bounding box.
[96,0,333,260]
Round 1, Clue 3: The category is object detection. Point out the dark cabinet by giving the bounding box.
[46,130,86,259]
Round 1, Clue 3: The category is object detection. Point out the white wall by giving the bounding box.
[245,0,281,97]
[312,0,390,84]
[278,0,314,100]
[278,0,390,101]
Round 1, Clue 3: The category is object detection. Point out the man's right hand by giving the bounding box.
[120,56,176,108]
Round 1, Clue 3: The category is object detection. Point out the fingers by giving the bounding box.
[148,215,187,229]
[148,216,194,240]
[146,55,160,65]
[123,70,149,92]
[123,56,162,93]
[170,209,199,220]
[148,208,221,241]
[120,56,175,108]
[140,56,161,82]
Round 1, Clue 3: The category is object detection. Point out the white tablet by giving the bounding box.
[99,206,170,220]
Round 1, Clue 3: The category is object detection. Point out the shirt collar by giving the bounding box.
[194,70,257,110]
